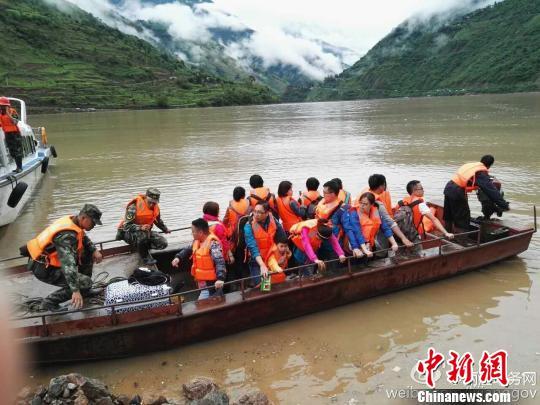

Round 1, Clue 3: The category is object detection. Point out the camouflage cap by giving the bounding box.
[79,203,103,225]
[146,188,161,203]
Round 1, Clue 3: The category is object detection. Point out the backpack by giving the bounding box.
[302,196,323,219]
[393,200,422,242]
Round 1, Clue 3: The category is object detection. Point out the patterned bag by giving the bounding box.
[105,280,171,314]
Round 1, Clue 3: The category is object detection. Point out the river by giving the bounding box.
[2,92,539,404]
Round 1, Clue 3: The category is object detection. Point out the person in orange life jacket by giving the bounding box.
[331,178,352,205]
[247,174,278,219]
[355,174,414,249]
[443,155,509,232]
[276,181,306,232]
[398,181,454,241]
[0,97,23,173]
[244,202,287,286]
[118,188,171,266]
[316,180,365,260]
[222,186,250,284]
[26,204,103,311]
[298,177,322,219]
[265,235,292,284]
[290,218,348,276]
[171,218,226,300]
[202,201,233,263]
[355,192,399,255]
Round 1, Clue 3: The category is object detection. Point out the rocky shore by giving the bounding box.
[17,374,271,405]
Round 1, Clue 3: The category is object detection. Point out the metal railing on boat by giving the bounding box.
[11,230,483,333]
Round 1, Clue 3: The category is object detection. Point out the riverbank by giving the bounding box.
[18,374,271,405]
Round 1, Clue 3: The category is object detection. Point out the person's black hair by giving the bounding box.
[480,155,495,168]
[323,180,340,195]
[274,234,289,245]
[368,174,386,190]
[233,186,246,202]
[277,181,293,197]
[192,218,209,233]
[317,224,333,239]
[255,202,270,212]
[202,201,219,217]
[306,177,319,191]
[359,192,376,205]
[406,180,421,195]
[249,174,264,188]
[331,178,343,189]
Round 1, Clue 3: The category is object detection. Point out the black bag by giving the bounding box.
[128,267,170,286]
[394,200,423,241]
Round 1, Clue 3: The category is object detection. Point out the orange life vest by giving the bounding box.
[118,195,160,229]
[338,189,351,205]
[357,187,393,218]
[359,206,382,246]
[299,190,321,207]
[451,162,489,193]
[191,233,221,281]
[250,215,277,260]
[265,245,288,284]
[224,199,249,238]
[289,219,321,253]
[0,112,19,133]
[26,215,84,268]
[249,187,277,211]
[276,196,302,232]
[315,199,342,221]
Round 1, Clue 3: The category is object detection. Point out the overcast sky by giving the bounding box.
[60,0,497,79]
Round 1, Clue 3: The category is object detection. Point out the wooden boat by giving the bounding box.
[2,204,536,365]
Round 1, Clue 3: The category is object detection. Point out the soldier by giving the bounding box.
[0,96,23,173]
[26,204,104,311]
[117,188,171,265]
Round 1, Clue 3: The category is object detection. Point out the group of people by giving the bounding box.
[0,96,23,173]
[24,155,509,309]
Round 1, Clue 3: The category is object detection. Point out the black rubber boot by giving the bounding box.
[138,240,157,266]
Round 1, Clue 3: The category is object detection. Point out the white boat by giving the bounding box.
[0,98,57,227]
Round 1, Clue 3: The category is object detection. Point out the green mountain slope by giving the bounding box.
[308,0,540,101]
[0,0,276,110]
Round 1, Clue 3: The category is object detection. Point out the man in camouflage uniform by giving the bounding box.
[27,204,104,311]
[117,188,170,265]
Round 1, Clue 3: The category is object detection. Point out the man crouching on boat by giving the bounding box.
[117,188,171,266]
[25,204,104,311]
[171,218,226,300]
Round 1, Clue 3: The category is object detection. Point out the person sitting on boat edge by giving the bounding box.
[0,96,23,173]
[289,218,348,276]
[25,204,104,311]
[355,174,414,249]
[298,177,322,219]
[315,180,365,262]
[276,180,305,233]
[203,201,233,263]
[247,174,279,219]
[353,192,399,256]
[332,178,352,205]
[171,218,226,300]
[244,202,287,287]
[394,181,453,250]
[265,235,292,284]
[443,155,509,232]
[117,188,171,266]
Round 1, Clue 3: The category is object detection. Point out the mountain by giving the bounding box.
[308,0,540,101]
[79,0,355,95]
[0,0,276,111]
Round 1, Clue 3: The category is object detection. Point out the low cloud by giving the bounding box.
[51,0,498,81]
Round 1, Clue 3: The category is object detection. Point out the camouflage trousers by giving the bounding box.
[122,229,168,256]
[5,132,23,159]
[29,253,94,306]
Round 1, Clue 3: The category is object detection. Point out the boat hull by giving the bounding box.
[21,227,534,365]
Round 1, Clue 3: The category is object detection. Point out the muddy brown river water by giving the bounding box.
[1,93,539,404]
